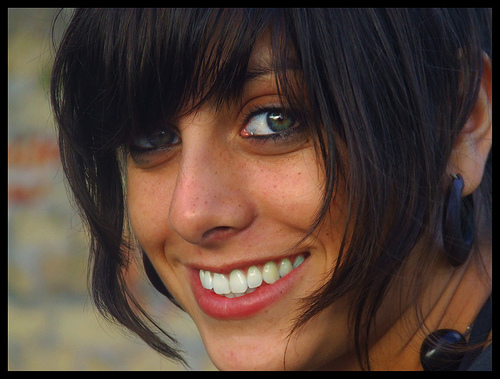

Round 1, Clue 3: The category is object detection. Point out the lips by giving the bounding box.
[189,253,309,320]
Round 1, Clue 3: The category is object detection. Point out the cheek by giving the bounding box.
[126,167,175,252]
[248,152,325,229]
[254,155,348,271]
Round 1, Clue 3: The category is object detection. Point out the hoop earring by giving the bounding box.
[441,174,475,267]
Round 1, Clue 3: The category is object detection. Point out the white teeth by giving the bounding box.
[245,287,256,294]
[279,258,293,277]
[262,261,279,284]
[200,270,213,290]
[229,269,248,294]
[247,266,263,288]
[200,254,306,298]
[212,273,230,295]
[205,270,213,289]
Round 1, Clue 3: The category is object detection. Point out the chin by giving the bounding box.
[196,320,324,371]
[205,342,290,371]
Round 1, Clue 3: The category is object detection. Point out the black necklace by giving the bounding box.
[420,296,492,371]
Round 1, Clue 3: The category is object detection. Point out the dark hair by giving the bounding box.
[51,8,491,370]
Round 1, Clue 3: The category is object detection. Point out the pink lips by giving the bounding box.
[189,257,307,320]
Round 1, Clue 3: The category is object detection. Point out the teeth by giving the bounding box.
[247,266,263,288]
[229,269,247,294]
[213,273,230,295]
[245,287,256,294]
[279,258,293,277]
[199,270,213,290]
[293,255,304,268]
[262,261,279,284]
[204,270,213,289]
[200,254,305,297]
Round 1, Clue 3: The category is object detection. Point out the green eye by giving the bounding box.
[243,110,297,136]
[267,112,295,132]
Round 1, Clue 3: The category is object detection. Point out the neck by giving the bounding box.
[371,248,491,371]
[323,245,491,371]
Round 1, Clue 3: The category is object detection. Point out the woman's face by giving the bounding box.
[126,36,351,370]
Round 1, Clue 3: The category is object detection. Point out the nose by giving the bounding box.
[168,126,255,246]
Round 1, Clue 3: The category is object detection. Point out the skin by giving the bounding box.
[125,36,492,370]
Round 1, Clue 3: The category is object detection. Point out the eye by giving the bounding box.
[241,109,298,137]
[130,129,180,153]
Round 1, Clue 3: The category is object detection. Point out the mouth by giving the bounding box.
[189,253,309,320]
[200,254,306,297]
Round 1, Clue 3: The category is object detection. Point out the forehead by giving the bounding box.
[180,31,279,115]
[248,32,274,72]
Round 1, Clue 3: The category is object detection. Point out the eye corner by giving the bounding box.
[240,128,255,138]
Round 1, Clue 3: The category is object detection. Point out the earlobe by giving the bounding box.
[446,53,492,196]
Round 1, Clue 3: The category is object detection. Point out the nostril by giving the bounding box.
[202,226,234,242]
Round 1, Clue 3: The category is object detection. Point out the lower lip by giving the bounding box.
[189,257,308,320]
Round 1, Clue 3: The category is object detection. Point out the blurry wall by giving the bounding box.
[8,8,214,371]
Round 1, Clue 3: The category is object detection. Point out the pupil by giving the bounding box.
[150,130,171,146]
[267,112,292,132]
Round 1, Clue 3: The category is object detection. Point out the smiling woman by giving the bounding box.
[51,9,492,370]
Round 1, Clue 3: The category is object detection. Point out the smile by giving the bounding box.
[199,255,305,298]
[190,253,309,319]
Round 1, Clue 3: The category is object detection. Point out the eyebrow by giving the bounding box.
[244,60,302,82]
[244,65,275,82]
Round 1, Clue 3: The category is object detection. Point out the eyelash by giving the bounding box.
[241,105,302,142]
[128,104,304,159]
[128,129,180,156]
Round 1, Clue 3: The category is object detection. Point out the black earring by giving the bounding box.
[420,329,467,371]
[442,174,475,267]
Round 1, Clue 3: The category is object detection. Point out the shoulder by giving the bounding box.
[466,344,492,371]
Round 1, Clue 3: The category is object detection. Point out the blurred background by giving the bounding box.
[8,8,215,371]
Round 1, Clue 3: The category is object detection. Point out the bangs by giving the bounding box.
[64,8,302,149]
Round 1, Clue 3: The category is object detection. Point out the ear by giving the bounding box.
[447,53,492,196]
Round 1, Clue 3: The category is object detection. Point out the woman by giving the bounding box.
[51,8,492,370]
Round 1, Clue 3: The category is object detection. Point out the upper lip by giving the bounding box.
[187,251,308,274]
